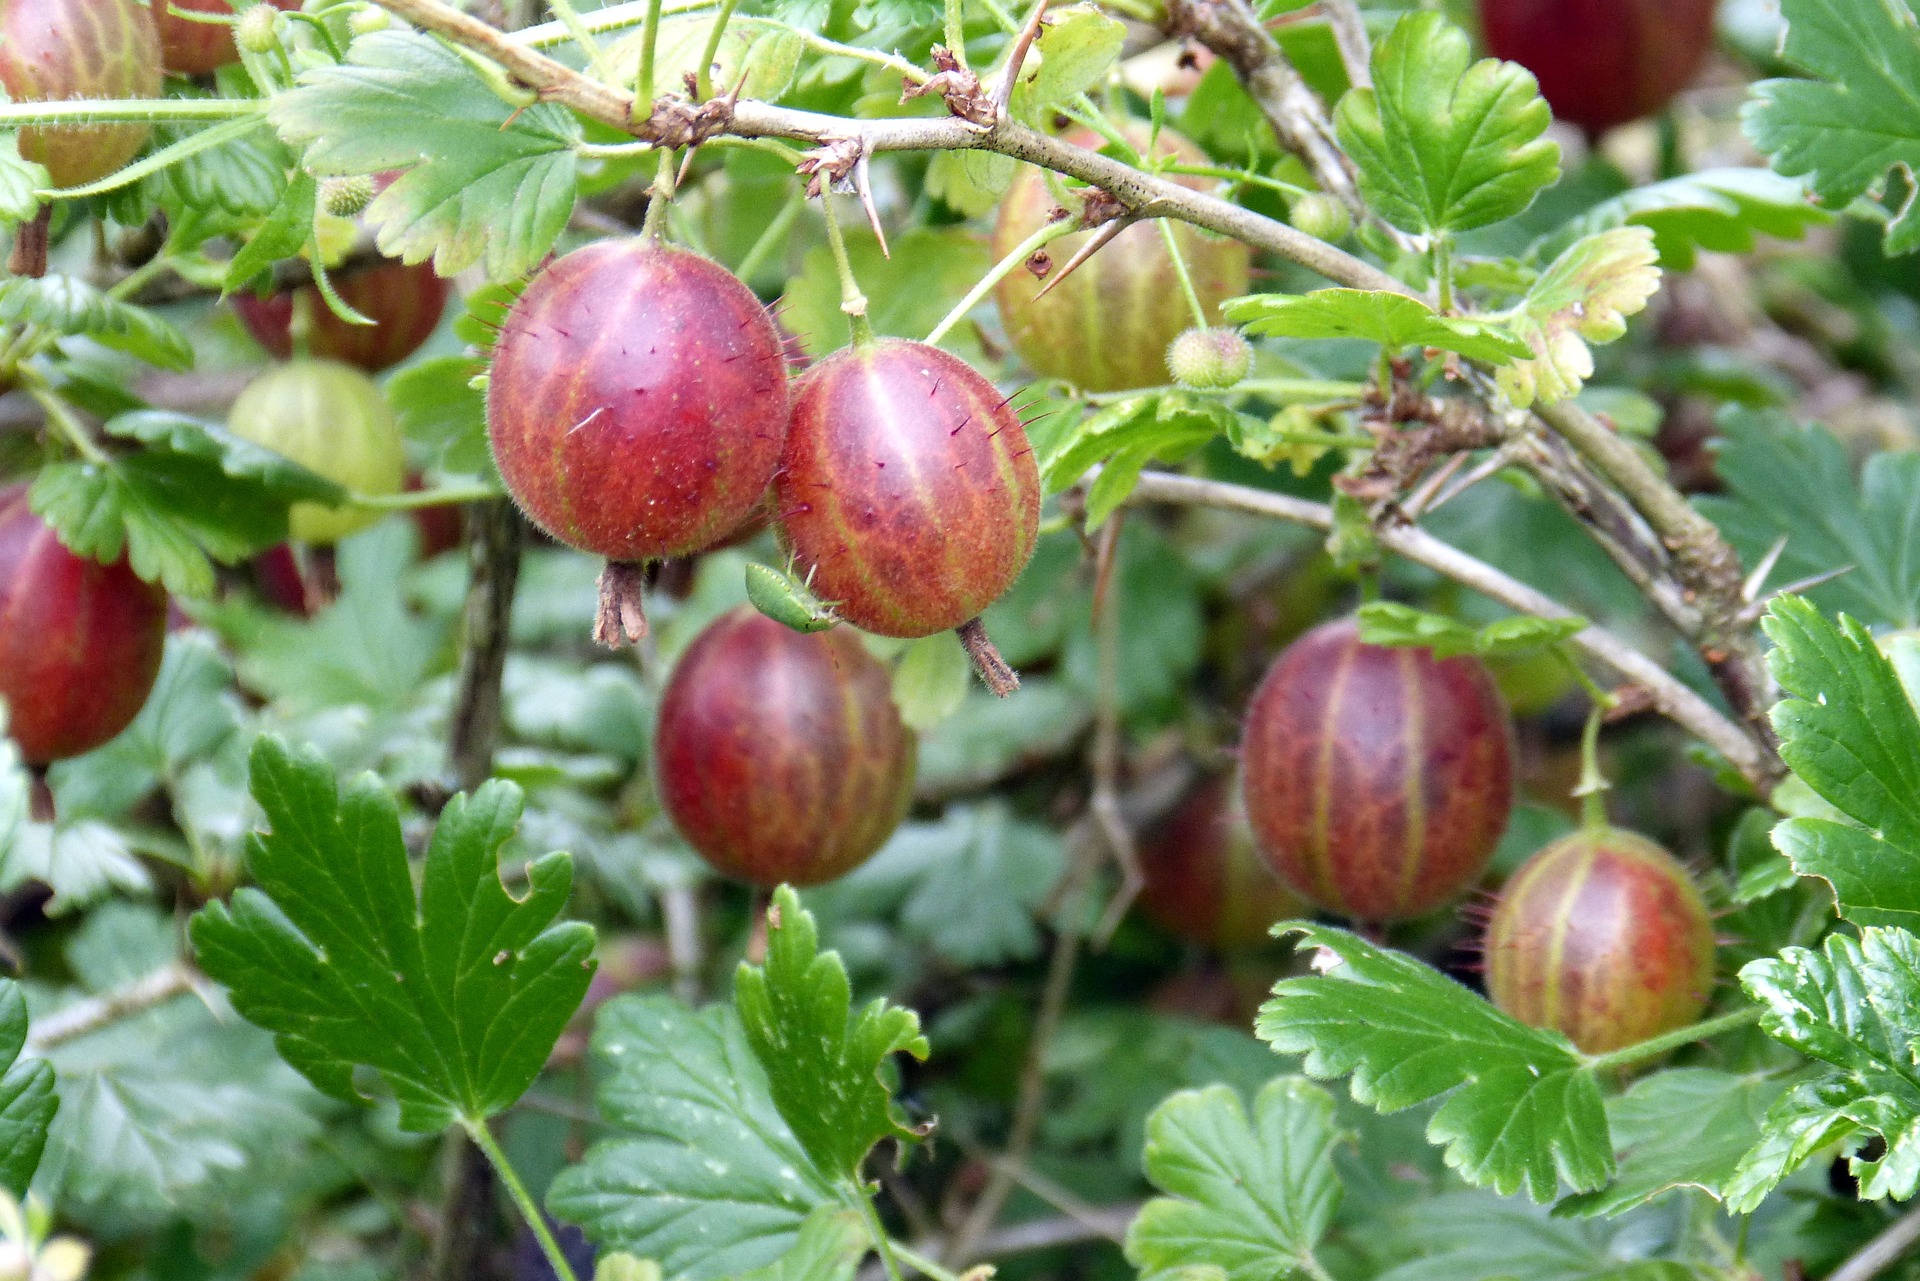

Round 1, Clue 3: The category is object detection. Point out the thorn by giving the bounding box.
[854,144,889,258]
[1734,563,1856,626]
[1034,216,1133,300]
[1742,534,1790,603]
[991,0,1052,119]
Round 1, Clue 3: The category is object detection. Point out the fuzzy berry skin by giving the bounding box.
[1138,775,1305,951]
[776,338,1040,638]
[992,126,1250,392]
[1478,0,1715,135]
[233,259,451,374]
[1241,618,1515,923]
[1485,827,1716,1053]
[1167,327,1251,390]
[487,240,789,563]
[228,359,405,544]
[0,0,163,189]
[0,485,167,765]
[149,0,296,75]
[657,608,915,887]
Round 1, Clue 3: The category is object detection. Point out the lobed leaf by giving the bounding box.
[1334,11,1559,236]
[1532,168,1830,270]
[1257,924,1613,1202]
[547,996,840,1278]
[1494,228,1661,409]
[734,886,930,1186]
[1125,1078,1343,1281]
[1224,288,1531,362]
[1040,392,1244,526]
[271,31,580,279]
[0,275,191,371]
[1356,601,1586,660]
[190,735,597,1132]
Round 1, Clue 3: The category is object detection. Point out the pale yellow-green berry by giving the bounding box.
[1167,327,1252,390]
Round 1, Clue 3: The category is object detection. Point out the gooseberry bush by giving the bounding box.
[7,0,1920,1277]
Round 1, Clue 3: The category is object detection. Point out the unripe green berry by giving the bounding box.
[1289,191,1352,243]
[1167,326,1251,390]
[348,5,390,33]
[235,3,280,53]
[319,174,376,219]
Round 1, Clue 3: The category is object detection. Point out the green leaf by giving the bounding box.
[107,411,349,507]
[223,171,316,293]
[189,735,597,1132]
[271,31,580,279]
[0,979,56,1198]
[838,804,1067,967]
[387,354,494,478]
[1759,597,1920,927]
[1223,288,1531,362]
[914,679,1093,798]
[1008,5,1127,118]
[1532,168,1830,271]
[1125,1078,1343,1281]
[738,1207,869,1281]
[1494,228,1661,409]
[734,886,930,1185]
[1374,1191,1698,1281]
[1356,601,1586,660]
[1257,924,1613,1202]
[1333,11,1560,235]
[889,632,970,730]
[0,134,48,226]
[596,16,802,104]
[1742,0,1920,253]
[1553,1070,1786,1217]
[33,904,323,1225]
[0,275,192,371]
[1729,927,1920,1207]
[547,995,840,1278]
[1697,408,1920,629]
[1040,392,1239,525]
[0,818,151,915]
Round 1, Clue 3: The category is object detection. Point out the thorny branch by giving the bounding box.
[365,0,1782,782]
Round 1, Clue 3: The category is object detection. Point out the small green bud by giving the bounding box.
[1166,326,1252,390]
[318,174,376,219]
[1289,191,1352,243]
[593,1256,662,1281]
[235,3,280,54]
[348,4,391,34]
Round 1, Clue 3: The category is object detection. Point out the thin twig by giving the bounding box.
[1115,469,1777,792]
[25,960,198,1052]
[1088,517,1141,947]
[1826,1203,1920,1281]
[1320,0,1371,89]
[992,0,1050,117]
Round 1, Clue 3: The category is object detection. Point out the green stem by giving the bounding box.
[1082,377,1368,404]
[1155,220,1210,331]
[1162,162,1311,199]
[516,0,712,48]
[284,10,346,59]
[634,0,665,121]
[944,0,968,66]
[974,0,1017,32]
[640,146,677,241]
[1299,1253,1340,1281]
[889,1241,962,1281]
[0,98,263,126]
[1432,233,1454,314]
[1573,700,1610,831]
[544,0,603,59]
[854,1192,906,1281]
[926,216,1074,346]
[352,482,503,510]
[735,188,804,283]
[818,194,872,345]
[28,385,111,465]
[462,1119,580,1281]
[694,0,739,98]
[105,252,175,302]
[1581,1005,1764,1074]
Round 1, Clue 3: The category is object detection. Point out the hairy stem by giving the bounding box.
[1156,219,1212,331]
[1826,1203,1920,1281]
[634,0,665,118]
[1581,1005,1764,1074]
[926,215,1075,347]
[693,0,739,99]
[819,193,874,344]
[464,1119,581,1281]
[25,960,197,1052]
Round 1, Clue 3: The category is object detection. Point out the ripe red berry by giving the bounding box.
[1478,0,1716,135]
[775,338,1040,643]
[149,0,297,76]
[0,486,167,765]
[1138,775,1305,950]
[233,259,452,374]
[1485,827,1716,1053]
[0,0,163,190]
[992,125,1250,392]
[656,608,915,887]
[487,240,789,641]
[1241,618,1515,923]
[227,359,406,544]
